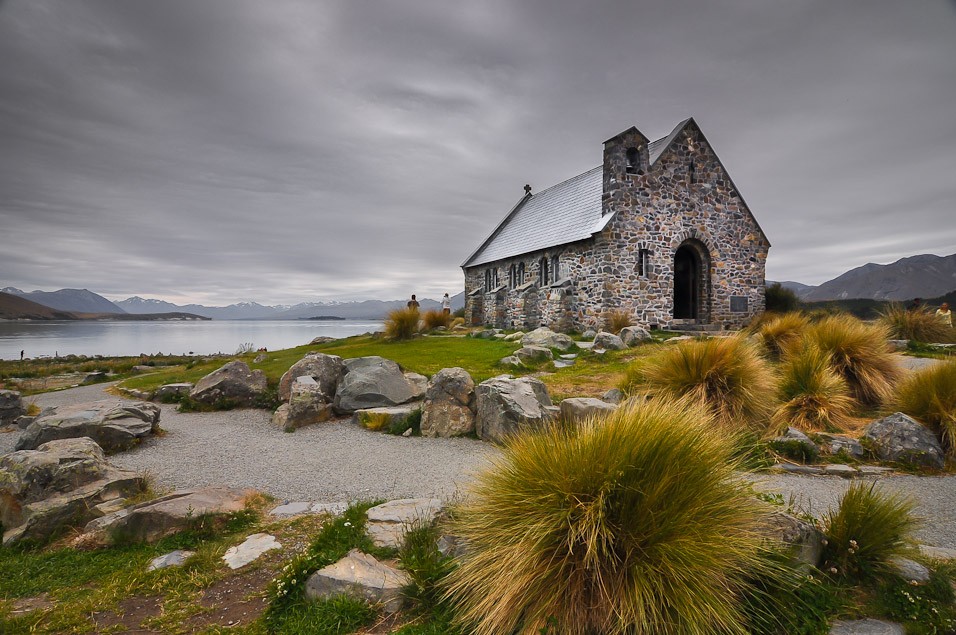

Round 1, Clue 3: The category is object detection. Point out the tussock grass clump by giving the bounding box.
[443,398,774,635]
[895,361,956,456]
[820,481,919,580]
[772,344,854,433]
[384,307,421,341]
[752,312,810,359]
[879,302,952,343]
[804,314,901,406]
[603,309,634,334]
[422,309,453,330]
[619,336,776,431]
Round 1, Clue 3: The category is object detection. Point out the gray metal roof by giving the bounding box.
[462,119,693,269]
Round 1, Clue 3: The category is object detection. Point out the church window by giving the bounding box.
[688,161,696,184]
[551,255,560,281]
[484,269,492,292]
[637,249,652,277]
[509,264,516,289]
[626,147,643,175]
[538,257,549,286]
[517,262,525,285]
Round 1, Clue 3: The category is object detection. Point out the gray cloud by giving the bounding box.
[1,0,954,305]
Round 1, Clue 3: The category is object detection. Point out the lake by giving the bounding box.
[0,320,384,360]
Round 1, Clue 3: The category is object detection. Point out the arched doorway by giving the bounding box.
[673,240,710,321]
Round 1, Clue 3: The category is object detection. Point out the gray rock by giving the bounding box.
[474,329,497,340]
[16,400,160,453]
[775,463,823,475]
[278,353,345,402]
[223,533,281,569]
[404,372,428,400]
[499,355,524,369]
[253,353,267,363]
[520,327,575,352]
[581,329,597,340]
[16,415,36,430]
[421,367,476,438]
[559,397,618,424]
[503,331,525,342]
[553,359,576,368]
[80,371,108,385]
[189,361,268,407]
[918,545,956,560]
[270,501,312,516]
[0,389,25,425]
[829,619,904,634]
[333,357,419,414]
[817,433,865,459]
[858,466,894,476]
[353,404,421,431]
[823,464,858,477]
[888,556,931,583]
[148,550,195,571]
[310,336,337,345]
[311,502,350,516]
[770,427,819,458]
[475,375,556,444]
[366,498,444,548]
[862,412,945,469]
[592,331,627,350]
[515,345,554,364]
[273,376,333,431]
[82,486,256,545]
[154,383,193,400]
[763,511,825,567]
[602,388,623,404]
[306,549,409,613]
[0,438,146,546]
[619,326,652,346]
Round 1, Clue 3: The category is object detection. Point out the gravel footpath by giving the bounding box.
[2,382,955,549]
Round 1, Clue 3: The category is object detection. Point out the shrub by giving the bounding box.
[385,307,421,341]
[442,397,775,635]
[820,481,919,580]
[400,520,456,613]
[619,336,776,431]
[765,282,801,313]
[771,344,854,433]
[752,312,810,360]
[804,314,901,406]
[895,360,956,456]
[879,302,952,343]
[602,309,634,334]
[422,309,453,330]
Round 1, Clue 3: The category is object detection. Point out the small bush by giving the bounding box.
[879,302,952,343]
[422,309,453,330]
[820,481,919,580]
[442,397,775,635]
[895,360,956,456]
[771,344,854,433]
[619,335,777,431]
[877,569,956,633]
[602,309,634,334]
[358,411,392,431]
[765,282,801,313]
[752,312,810,359]
[400,521,455,613]
[768,438,820,463]
[804,314,901,406]
[385,307,421,341]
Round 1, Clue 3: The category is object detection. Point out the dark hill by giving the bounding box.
[802,253,956,301]
[6,288,126,314]
[0,292,77,320]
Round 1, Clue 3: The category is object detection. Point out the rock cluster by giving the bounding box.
[189,361,267,407]
[16,400,160,453]
[420,367,476,437]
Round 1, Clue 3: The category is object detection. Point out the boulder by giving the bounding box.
[80,371,108,385]
[762,511,825,567]
[154,383,193,400]
[619,326,652,346]
[278,353,345,402]
[366,498,444,548]
[16,415,36,430]
[333,357,419,414]
[768,427,819,462]
[499,355,523,369]
[305,549,409,613]
[888,556,931,583]
[521,327,575,352]
[0,438,146,546]
[503,331,525,342]
[421,367,476,438]
[404,372,428,400]
[309,336,337,345]
[862,412,945,469]
[16,400,160,453]
[475,375,557,444]
[0,389,25,425]
[81,486,256,545]
[602,388,623,404]
[816,433,865,459]
[559,397,618,424]
[514,346,554,364]
[592,331,627,351]
[353,404,421,431]
[273,376,333,431]
[189,361,267,407]
[582,329,597,340]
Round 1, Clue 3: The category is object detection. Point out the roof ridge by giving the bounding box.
[528,164,602,198]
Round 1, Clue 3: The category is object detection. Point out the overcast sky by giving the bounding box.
[1,1,954,306]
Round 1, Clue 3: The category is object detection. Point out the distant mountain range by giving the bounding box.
[0,292,207,321]
[772,253,956,302]
[1,287,126,314]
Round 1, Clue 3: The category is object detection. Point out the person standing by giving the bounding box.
[936,302,952,327]
[407,294,420,310]
[441,293,451,315]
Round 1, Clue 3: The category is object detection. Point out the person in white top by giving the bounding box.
[441,293,451,315]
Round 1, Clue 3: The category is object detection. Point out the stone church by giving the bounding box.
[461,117,770,332]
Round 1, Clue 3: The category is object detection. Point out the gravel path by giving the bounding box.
[3,382,955,549]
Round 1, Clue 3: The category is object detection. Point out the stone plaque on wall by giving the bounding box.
[730,296,749,313]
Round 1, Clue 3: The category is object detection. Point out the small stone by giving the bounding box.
[222,533,281,570]
[305,549,409,613]
[311,502,349,515]
[270,501,312,516]
[148,550,195,571]
[774,462,823,475]
[402,427,413,437]
[366,498,443,548]
[823,464,858,477]
[602,388,623,404]
[888,556,931,583]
